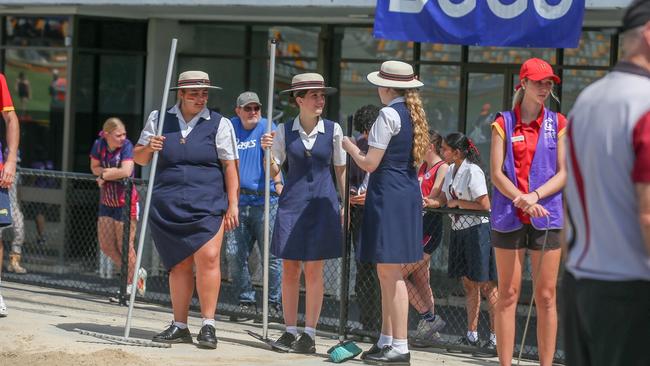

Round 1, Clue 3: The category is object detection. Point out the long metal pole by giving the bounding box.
[262,39,277,340]
[124,38,178,338]
[338,117,353,341]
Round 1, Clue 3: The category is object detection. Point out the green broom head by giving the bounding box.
[327,340,362,363]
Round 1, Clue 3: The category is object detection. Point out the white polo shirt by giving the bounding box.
[138,104,238,161]
[442,159,490,230]
[368,97,404,150]
[271,116,346,167]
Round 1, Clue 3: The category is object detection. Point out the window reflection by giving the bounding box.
[5,16,69,47]
[419,65,460,135]
[420,43,461,62]
[343,27,413,60]
[564,30,613,67]
[469,46,555,64]
[561,69,607,114]
[4,50,67,170]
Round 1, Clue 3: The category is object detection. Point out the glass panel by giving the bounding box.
[342,27,413,60]
[420,43,461,62]
[561,69,608,115]
[252,25,320,58]
[469,47,555,64]
[78,18,147,51]
[339,62,380,127]
[179,24,246,55]
[466,73,504,174]
[4,48,67,169]
[5,16,70,47]
[248,59,295,124]
[419,65,461,135]
[564,30,612,67]
[176,56,245,118]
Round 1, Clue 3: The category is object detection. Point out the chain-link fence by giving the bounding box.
[2,168,564,363]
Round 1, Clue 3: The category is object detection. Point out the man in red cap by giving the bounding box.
[563,0,650,365]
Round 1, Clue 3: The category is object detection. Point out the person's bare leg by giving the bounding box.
[530,248,561,366]
[281,260,301,327]
[494,248,525,366]
[462,277,480,333]
[194,225,225,319]
[377,263,409,339]
[169,255,195,323]
[303,260,325,329]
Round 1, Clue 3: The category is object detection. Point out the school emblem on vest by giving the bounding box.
[544,118,556,139]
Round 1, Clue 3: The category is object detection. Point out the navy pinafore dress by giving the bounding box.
[271,119,342,261]
[357,102,423,264]
[149,109,227,270]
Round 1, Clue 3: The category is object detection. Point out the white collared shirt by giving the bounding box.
[368,97,405,150]
[271,116,346,166]
[442,159,490,230]
[137,104,239,160]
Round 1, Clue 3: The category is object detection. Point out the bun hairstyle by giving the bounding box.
[444,132,480,165]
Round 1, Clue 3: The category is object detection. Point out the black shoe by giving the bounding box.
[364,346,410,365]
[360,343,382,360]
[196,324,218,349]
[270,331,296,351]
[290,333,316,354]
[152,323,193,344]
[230,301,256,322]
[446,335,479,353]
[472,338,497,357]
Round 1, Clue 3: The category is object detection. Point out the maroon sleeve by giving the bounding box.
[632,110,650,183]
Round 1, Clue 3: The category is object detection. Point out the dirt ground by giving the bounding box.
[0,281,538,366]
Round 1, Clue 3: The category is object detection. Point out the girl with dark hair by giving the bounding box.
[428,132,497,351]
[490,58,566,366]
[403,130,448,346]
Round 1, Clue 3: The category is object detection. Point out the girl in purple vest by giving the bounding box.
[134,71,240,349]
[90,117,144,299]
[429,133,498,351]
[490,58,567,366]
[343,60,430,364]
[261,73,346,353]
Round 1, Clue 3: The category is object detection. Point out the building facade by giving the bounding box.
[0,0,633,174]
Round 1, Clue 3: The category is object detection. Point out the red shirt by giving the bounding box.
[0,74,14,113]
[492,104,566,223]
[418,161,445,197]
[632,111,650,183]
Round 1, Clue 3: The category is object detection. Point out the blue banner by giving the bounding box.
[374,0,585,48]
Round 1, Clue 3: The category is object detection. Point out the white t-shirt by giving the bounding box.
[137,105,239,161]
[443,159,490,230]
[272,116,346,166]
[368,97,405,150]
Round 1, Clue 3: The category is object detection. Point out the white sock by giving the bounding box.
[173,321,188,329]
[490,332,497,344]
[377,333,393,348]
[304,327,316,339]
[202,318,215,328]
[467,330,478,343]
[286,326,298,336]
[392,338,409,354]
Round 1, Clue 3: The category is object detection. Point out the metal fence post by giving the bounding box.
[119,178,132,306]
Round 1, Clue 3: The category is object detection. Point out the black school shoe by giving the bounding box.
[446,335,480,353]
[363,346,410,365]
[271,331,296,351]
[196,324,218,349]
[152,323,193,344]
[360,343,382,360]
[290,333,316,354]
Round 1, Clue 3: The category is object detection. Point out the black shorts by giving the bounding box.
[448,223,497,282]
[562,271,650,366]
[491,224,561,251]
[422,212,442,255]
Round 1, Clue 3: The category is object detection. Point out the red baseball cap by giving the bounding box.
[517,58,561,90]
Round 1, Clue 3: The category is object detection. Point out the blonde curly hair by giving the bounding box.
[404,89,430,166]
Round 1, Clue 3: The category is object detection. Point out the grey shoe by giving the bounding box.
[415,315,446,339]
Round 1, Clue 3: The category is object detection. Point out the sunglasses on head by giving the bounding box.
[243,105,261,112]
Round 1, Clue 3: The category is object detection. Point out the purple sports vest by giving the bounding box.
[491,109,563,232]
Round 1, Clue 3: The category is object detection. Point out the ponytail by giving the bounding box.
[444,132,481,165]
[404,88,430,166]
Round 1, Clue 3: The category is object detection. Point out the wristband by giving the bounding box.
[533,190,540,200]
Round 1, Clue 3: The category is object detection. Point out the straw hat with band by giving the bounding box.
[367,61,424,89]
[280,73,337,96]
[170,70,222,90]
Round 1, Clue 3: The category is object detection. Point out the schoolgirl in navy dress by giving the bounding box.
[490,58,566,366]
[342,61,430,365]
[134,71,240,349]
[260,73,346,353]
[90,117,145,298]
[428,133,498,351]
